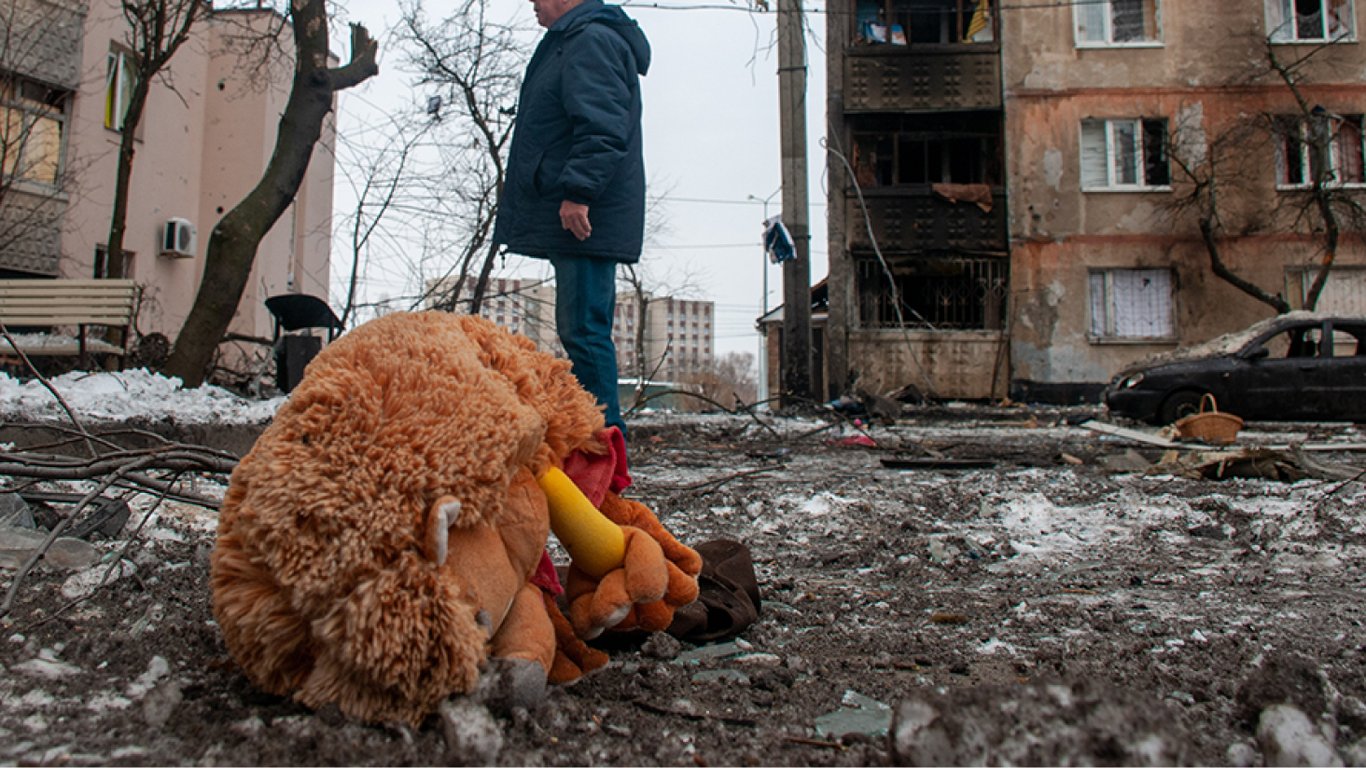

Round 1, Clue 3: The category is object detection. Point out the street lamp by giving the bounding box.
[747,186,781,315]
[748,186,781,404]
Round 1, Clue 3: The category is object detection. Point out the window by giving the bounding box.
[1,76,70,187]
[94,246,131,279]
[1274,113,1365,187]
[105,49,137,132]
[1075,0,1162,45]
[1267,0,1355,42]
[1088,269,1174,340]
[1080,118,1170,190]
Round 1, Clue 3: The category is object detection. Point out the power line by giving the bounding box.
[651,194,828,207]
[622,0,1111,15]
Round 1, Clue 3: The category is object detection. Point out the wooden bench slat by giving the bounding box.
[1,299,136,309]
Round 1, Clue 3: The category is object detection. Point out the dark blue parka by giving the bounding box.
[491,0,650,263]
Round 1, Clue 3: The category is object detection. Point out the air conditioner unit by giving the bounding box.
[160,217,197,258]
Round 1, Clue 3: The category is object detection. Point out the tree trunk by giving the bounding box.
[163,3,377,386]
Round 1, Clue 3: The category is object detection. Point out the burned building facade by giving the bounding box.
[824,0,1366,404]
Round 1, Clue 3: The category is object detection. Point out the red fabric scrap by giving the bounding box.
[561,426,632,506]
[530,551,564,596]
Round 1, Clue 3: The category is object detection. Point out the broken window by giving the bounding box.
[1274,113,1365,187]
[1266,0,1355,42]
[1080,118,1170,190]
[1,75,70,187]
[1088,268,1174,340]
[1075,0,1162,45]
[850,113,1002,188]
[856,255,1007,330]
[854,0,992,45]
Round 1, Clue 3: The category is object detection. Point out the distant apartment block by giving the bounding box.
[422,278,714,382]
[422,276,561,354]
[615,293,714,382]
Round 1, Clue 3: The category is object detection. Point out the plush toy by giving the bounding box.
[210,311,701,725]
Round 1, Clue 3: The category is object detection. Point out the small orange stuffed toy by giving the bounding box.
[211,312,700,724]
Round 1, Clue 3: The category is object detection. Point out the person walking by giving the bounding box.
[492,0,651,438]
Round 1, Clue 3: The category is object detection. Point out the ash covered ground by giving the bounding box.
[2,401,1365,766]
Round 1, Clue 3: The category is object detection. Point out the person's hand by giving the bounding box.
[560,201,591,241]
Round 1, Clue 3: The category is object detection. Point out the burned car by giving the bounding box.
[1104,312,1366,424]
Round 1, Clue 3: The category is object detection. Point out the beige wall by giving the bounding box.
[58,2,333,349]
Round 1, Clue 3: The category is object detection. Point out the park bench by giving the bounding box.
[0,278,140,369]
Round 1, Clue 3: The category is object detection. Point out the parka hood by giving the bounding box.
[554,0,651,75]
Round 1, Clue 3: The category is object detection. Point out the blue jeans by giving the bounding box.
[548,254,624,438]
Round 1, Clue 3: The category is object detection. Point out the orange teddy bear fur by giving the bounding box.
[211,311,700,725]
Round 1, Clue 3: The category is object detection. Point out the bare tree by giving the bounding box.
[395,0,527,314]
[677,351,758,411]
[0,0,84,275]
[102,0,205,267]
[1168,36,1366,313]
[163,0,378,386]
[332,108,436,327]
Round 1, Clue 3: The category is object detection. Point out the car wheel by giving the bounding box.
[1158,390,1205,425]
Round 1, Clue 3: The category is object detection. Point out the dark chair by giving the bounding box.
[265,294,343,393]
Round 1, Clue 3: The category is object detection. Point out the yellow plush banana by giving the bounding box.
[537,467,626,578]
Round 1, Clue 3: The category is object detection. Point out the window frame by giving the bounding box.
[1074,0,1164,48]
[1080,117,1172,192]
[1,75,72,190]
[1088,268,1177,342]
[1266,0,1357,43]
[104,47,138,133]
[1274,112,1366,189]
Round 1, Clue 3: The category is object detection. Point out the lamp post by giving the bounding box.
[748,186,781,404]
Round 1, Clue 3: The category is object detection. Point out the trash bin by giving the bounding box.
[265,293,343,394]
[276,334,322,393]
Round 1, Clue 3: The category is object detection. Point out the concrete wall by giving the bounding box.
[848,329,1007,400]
[1003,0,1366,395]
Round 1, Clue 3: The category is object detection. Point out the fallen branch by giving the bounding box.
[0,454,162,619]
[626,388,781,438]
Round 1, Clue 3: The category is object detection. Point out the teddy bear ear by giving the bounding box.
[423,496,462,565]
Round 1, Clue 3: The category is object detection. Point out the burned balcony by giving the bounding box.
[845,112,1006,252]
[846,189,1006,253]
[845,0,1000,112]
[855,254,1007,330]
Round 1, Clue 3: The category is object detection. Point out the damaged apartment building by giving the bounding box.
[821,0,1366,404]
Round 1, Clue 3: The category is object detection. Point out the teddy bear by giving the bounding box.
[210,311,701,725]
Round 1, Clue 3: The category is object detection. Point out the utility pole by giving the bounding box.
[776,0,813,405]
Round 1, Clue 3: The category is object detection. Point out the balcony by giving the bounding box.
[844,45,1001,113]
[846,187,1006,253]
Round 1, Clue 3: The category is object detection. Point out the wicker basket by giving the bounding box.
[1172,394,1243,445]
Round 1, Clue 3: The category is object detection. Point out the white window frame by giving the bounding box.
[1275,112,1366,189]
[104,48,137,132]
[1080,117,1171,191]
[1088,268,1176,342]
[1266,0,1357,42]
[1074,0,1163,47]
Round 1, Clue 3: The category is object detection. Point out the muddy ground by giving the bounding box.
[2,406,1365,766]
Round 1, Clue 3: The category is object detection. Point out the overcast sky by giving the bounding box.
[332,0,829,362]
